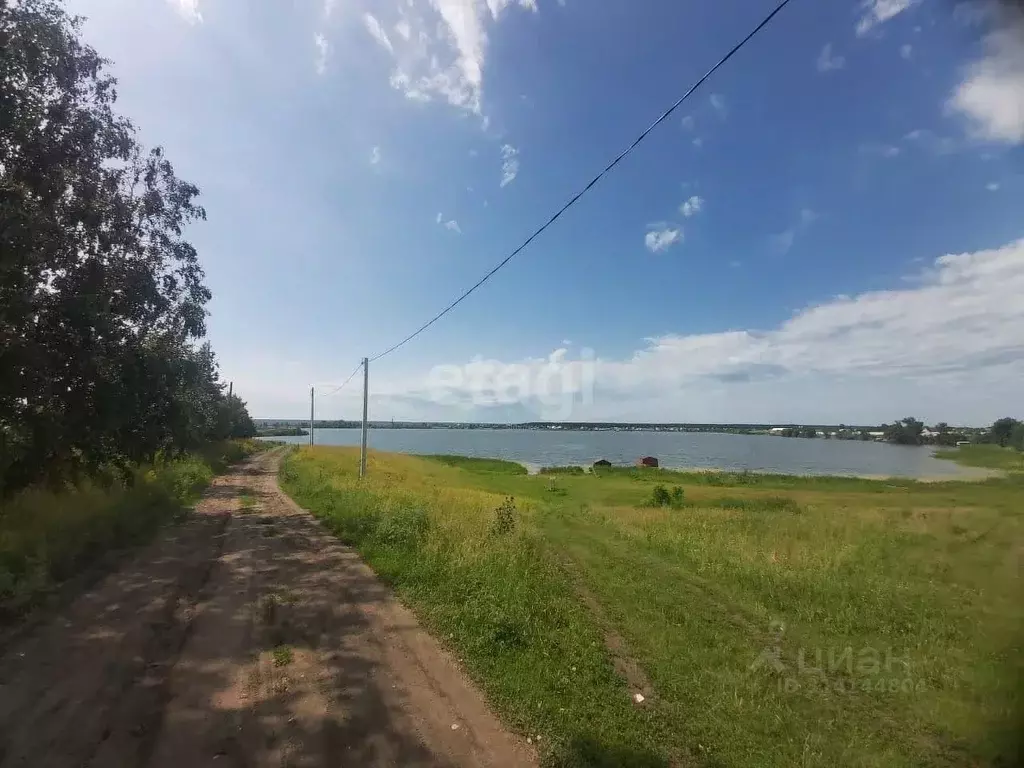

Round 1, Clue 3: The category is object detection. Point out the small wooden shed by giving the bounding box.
[636,456,659,468]
[593,459,612,468]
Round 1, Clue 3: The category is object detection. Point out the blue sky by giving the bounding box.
[67,0,1024,424]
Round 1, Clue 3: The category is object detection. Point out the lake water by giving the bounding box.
[265,428,977,479]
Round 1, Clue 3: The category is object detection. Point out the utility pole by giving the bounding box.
[360,358,369,477]
[228,381,233,399]
[309,386,314,447]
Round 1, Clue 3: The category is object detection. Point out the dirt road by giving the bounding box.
[0,449,534,767]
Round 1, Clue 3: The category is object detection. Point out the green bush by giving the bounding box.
[0,440,261,621]
[492,497,517,535]
[649,485,685,509]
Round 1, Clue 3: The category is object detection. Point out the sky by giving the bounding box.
[66,0,1024,425]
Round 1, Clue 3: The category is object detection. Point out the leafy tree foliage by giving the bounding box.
[883,417,925,446]
[1,0,254,495]
[988,418,1019,447]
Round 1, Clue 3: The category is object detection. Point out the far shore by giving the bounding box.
[518,460,1002,482]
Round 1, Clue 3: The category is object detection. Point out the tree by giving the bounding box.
[884,417,925,446]
[1,1,253,494]
[988,418,1020,447]
[1010,422,1024,452]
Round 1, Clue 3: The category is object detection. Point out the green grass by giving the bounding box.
[935,444,1024,472]
[420,454,528,475]
[272,644,294,667]
[0,439,266,621]
[281,448,1023,768]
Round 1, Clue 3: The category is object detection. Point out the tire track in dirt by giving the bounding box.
[0,449,534,767]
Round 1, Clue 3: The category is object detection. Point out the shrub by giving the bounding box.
[0,440,259,621]
[649,485,685,509]
[492,496,517,536]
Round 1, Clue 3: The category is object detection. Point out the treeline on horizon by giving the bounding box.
[258,418,1019,444]
[1,0,256,497]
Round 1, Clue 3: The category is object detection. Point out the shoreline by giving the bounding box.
[518,461,1001,482]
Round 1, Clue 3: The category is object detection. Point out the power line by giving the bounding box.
[369,0,795,364]
[319,361,364,397]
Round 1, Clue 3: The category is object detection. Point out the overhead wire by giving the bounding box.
[318,361,364,397]
[368,0,796,364]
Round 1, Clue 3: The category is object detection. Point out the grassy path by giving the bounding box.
[280,447,1023,767]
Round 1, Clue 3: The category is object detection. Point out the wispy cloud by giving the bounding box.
[500,144,520,187]
[856,0,918,36]
[692,137,703,149]
[370,146,382,165]
[772,208,815,253]
[860,142,902,158]
[645,227,683,253]
[900,43,913,59]
[710,93,727,118]
[948,19,1024,144]
[902,128,957,154]
[680,195,704,217]
[681,115,695,130]
[362,0,540,117]
[436,212,462,233]
[987,182,1000,191]
[363,13,394,53]
[816,43,845,73]
[314,33,329,76]
[167,0,202,23]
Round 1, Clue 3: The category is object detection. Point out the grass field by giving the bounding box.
[0,439,268,621]
[935,443,1024,472]
[280,447,1023,767]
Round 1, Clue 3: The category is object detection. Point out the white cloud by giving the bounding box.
[500,143,519,187]
[692,137,703,149]
[370,146,382,164]
[817,43,845,72]
[710,93,727,117]
[856,0,918,36]
[680,195,704,217]
[681,115,695,130]
[322,0,338,20]
[645,228,683,253]
[860,142,901,157]
[987,182,1000,191]
[900,43,913,59]
[373,0,539,116]
[404,239,1024,423]
[314,33,329,76]
[436,212,444,224]
[445,219,463,233]
[168,0,202,23]
[773,208,816,253]
[902,128,958,154]
[772,229,796,254]
[948,20,1024,144]
[364,13,395,53]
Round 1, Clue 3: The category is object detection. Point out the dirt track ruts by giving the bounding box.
[0,449,535,767]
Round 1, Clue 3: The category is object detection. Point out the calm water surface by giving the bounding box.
[267,428,976,479]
